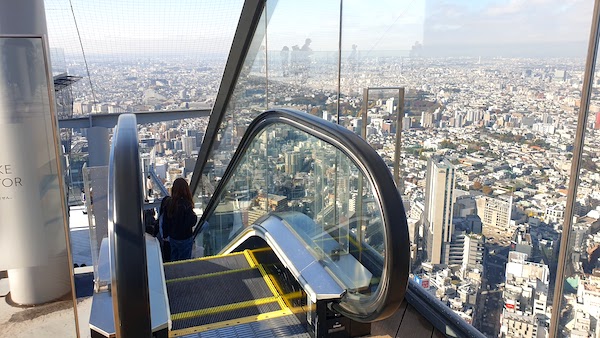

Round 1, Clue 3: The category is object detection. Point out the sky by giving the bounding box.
[44,0,594,60]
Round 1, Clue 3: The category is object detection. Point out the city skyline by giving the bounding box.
[45,0,593,61]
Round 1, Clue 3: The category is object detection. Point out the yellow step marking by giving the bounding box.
[243,249,257,268]
[171,296,281,321]
[166,266,257,284]
[250,247,272,253]
[169,308,293,337]
[245,250,288,309]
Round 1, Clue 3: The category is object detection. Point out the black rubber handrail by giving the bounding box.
[107,114,151,337]
[194,108,410,322]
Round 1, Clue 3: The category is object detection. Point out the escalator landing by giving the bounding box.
[179,315,310,338]
[165,249,308,337]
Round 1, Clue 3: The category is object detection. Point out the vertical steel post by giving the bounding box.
[550,0,600,336]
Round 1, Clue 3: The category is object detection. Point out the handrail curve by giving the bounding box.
[107,114,151,337]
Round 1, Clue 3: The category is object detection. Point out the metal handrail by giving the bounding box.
[107,114,151,337]
[193,108,410,322]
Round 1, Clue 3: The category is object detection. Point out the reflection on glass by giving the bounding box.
[200,123,385,305]
[267,0,340,118]
[196,8,268,210]
[337,0,589,336]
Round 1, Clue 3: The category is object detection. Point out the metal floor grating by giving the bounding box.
[171,301,282,331]
[179,314,311,338]
[164,253,251,280]
[167,268,275,314]
[166,250,310,337]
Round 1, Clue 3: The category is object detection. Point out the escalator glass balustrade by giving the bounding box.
[194,109,409,323]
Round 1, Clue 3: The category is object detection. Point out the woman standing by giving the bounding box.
[162,178,197,261]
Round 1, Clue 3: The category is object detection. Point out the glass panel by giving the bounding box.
[267,0,340,121]
[557,36,600,337]
[340,0,593,335]
[200,122,385,310]
[0,36,77,335]
[195,8,268,211]
[45,0,244,115]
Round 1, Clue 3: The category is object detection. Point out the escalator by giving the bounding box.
[164,249,305,337]
[90,109,409,337]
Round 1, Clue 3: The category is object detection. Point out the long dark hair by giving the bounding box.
[167,178,193,217]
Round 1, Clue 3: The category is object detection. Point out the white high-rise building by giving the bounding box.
[423,156,455,264]
[500,251,550,338]
[386,97,394,114]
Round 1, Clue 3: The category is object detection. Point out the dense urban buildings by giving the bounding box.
[41,1,600,336]
[59,51,600,337]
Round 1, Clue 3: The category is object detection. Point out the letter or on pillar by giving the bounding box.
[0,0,73,305]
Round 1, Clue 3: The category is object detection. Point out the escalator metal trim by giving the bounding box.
[166,266,257,284]
[169,308,294,337]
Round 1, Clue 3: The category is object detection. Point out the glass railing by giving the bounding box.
[194,108,410,322]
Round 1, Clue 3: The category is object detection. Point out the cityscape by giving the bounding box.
[58,46,600,338]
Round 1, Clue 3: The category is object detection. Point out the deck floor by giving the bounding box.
[370,298,444,337]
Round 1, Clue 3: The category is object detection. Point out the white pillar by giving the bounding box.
[0,0,72,305]
[87,127,110,250]
[88,126,110,167]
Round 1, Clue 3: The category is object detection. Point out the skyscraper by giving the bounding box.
[423,156,455,264]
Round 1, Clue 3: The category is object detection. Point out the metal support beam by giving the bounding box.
[58,108,211,129]
[190,0,267,197]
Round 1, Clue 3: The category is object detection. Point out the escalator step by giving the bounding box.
[187,315,311,338]
[171,300,281,331]
[164,253,251,280]
[167,268,275,314]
